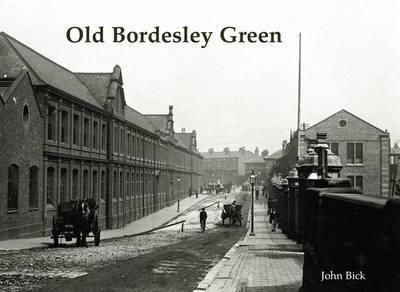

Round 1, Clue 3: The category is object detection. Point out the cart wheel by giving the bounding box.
[94,231,100,246]
[93,216,100,246]
[76,234,81,247]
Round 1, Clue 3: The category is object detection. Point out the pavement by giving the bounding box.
[0,194,209,251]
[195,197,304,292]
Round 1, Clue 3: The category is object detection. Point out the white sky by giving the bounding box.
[2,0,400,153]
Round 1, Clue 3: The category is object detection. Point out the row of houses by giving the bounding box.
[0,32,203,240]
[201,147,266,185]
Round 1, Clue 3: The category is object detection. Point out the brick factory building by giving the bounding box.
[275,109,390,196]
[0,32,203,240]
[201,147,265,185]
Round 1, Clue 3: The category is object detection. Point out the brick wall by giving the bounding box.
[303,110,390,196]
[0,73,44,239]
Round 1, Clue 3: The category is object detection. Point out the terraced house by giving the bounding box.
[0,32,203,240]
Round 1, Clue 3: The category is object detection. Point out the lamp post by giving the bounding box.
[177,178,181,212]
[250,170,256,236]
[211,173,215,194]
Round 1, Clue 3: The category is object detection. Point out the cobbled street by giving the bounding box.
[0,191,250,291]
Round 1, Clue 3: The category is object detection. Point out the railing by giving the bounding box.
[300,179,400,291]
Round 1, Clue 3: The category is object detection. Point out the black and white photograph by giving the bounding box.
[0,0,399,291]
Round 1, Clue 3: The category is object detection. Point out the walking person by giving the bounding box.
[269,208,278,232]
[267,193,273,215]
[199,208,207,232]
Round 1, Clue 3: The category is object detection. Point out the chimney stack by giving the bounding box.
[191,130,197,150]
[167,105,174,138]
[223,147,230,154]
[255,147,259,156]
[282,140,288,151]
[181,128,185,133]
[208,148,214,155]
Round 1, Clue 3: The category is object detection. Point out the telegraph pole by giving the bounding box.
[297,33,302,160]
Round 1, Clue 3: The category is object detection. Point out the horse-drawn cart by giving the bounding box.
[221,204,242,226]
[52,199,101,247]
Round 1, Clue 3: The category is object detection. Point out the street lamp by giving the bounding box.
[177,178,181,212]
[249,170,256,236]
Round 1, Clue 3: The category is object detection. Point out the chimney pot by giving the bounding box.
[282,140,288,150]
[316,132,327,142]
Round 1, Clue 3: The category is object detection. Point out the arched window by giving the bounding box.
[131,172,135,198]
[101,171,106,201]
[113,171,117,199]
[60,168,68,202]
[92,170,98,199]
[8,164,19,211]
[83,170,89,198]
[72,169,79,200]
[47,105,56,141]
[47,167,55,205]
[29,166,39,208]
[119,171,123,198]
[22,105,30,128]
[126,172,130,198]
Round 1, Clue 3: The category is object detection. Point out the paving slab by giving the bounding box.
[196,196,304,291]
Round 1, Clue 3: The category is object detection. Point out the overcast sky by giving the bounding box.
[2,0,399,153]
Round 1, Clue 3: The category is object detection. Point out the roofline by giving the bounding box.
[1,69,28,104]
[2,32,82,83]
[142,114,168,117]
[1,32,44,85]
[1,32,102,106]
[305,109,388,135]
[0,32,202,155]
[74,72,112,75]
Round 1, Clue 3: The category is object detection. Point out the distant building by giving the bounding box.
[263,142,287,178]
[275,109,390,196]
[244,161,266,185]
[201,147,265,185]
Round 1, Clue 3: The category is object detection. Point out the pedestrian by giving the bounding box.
[230,200,236,213]
[267,195,273,215]
[199,208,207,232]
[269,208,278,232]
[255,188,259,200]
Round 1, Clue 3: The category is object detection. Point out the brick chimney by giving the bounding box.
[191,130,197,150]
[282,140,288,151]
[181,128,185,133]
[167,105,174,138]
[255,147,259,156]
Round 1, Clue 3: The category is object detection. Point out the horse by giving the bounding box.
[76,198,98,246]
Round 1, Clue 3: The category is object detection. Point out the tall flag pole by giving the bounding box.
[297,33,302,160]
